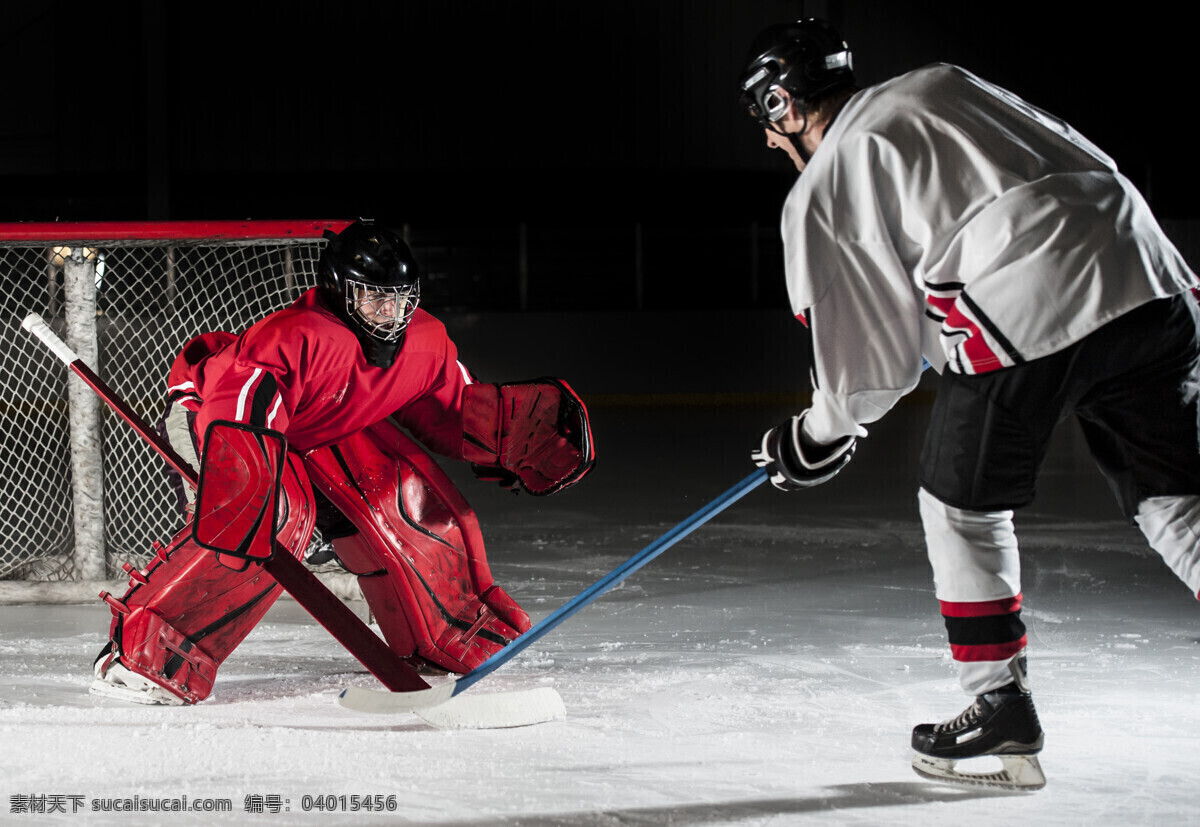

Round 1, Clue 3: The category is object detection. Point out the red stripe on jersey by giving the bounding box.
[795,311,808,328]
[944,304,1005,373]
[939,595,1022,618]
[950,637,1028,663]
[925,294,955,315]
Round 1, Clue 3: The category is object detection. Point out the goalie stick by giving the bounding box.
[23,313,568,728]
[338,467,769,715]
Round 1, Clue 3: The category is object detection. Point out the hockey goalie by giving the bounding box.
[91,220,594,705]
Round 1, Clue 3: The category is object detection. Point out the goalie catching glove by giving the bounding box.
[752,410,855,490]
[462,377,595,496]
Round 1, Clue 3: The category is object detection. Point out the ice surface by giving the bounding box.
[2,517,1198,825]
[2,406,1198,824]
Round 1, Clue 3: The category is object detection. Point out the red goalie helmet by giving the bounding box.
[318,220,421,368]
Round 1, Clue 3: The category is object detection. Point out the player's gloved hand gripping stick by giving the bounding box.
[752,410,856,490]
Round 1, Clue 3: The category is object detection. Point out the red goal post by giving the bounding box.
[0,220,351,602]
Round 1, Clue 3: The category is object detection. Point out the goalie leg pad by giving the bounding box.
[304,422,530,674]
[97,452,316,703]
[462,377,595,495]
[110,610,219,704]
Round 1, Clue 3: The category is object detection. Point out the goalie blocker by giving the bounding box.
[461,377,595,495]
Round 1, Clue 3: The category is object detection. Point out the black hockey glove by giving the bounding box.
[751,411,856,491]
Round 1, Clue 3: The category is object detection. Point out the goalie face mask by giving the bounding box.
[346,279,420,343]
[318,220,421,368]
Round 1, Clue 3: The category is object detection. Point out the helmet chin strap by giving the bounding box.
[788,102,813,164]
[765,105,813,165]
[790,132,813,165]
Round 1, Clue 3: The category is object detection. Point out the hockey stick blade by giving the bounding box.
[338,684,566,729]
[338,469,770,715]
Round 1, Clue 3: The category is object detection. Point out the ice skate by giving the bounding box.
[89,643,185,706]
[911,657,1045,791]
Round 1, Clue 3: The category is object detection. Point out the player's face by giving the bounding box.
[355,288,406,321]
[351,285,415,334]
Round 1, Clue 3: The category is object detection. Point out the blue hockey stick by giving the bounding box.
[338,467,770,714]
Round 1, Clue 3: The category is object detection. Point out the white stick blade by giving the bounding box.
[337,682,455,713]
[337,683,566,729]
[415,687,566,730]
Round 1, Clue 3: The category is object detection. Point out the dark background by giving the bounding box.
[1,0,1193,313]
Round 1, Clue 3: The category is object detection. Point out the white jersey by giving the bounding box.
[784,64,1198,444]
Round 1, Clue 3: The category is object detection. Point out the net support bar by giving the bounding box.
[63,251,106,580]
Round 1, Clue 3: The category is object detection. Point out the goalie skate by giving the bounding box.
[911,655,1045,791]
[89,644,184,706]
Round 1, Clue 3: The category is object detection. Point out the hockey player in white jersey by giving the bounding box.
[740,19,1200,790]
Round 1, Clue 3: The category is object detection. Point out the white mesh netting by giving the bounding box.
[0,227,328,583]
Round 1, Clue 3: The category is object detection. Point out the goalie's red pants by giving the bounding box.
[102,420,529,704]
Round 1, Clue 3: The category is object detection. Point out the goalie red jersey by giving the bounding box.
[166,288,472,457]
[92,222,594,705]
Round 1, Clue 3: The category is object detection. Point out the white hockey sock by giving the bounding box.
[918,487,1021,605]
[958,658,1020,695]
[919,488,1024,695]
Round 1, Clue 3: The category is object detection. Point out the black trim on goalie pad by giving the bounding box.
[921,296,1200,516]
[192,421,287,570]
[329,445,455,551]
[390,558,511,648]
[324,445,510,648]
[162,585,278,679]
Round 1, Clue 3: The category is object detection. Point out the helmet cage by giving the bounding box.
[741,62,784,124]
[345,277,420,342]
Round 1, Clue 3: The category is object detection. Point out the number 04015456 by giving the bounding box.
[300,795,398,812]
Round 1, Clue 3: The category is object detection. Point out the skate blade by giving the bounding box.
[912,752,1046,791]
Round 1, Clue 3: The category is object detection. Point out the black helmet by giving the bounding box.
[739,18,854,126]
[318,220,420,368]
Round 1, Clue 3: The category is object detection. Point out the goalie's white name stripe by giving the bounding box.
[235,368,263,422]
[21,314,78,365]
[266,394,283,428]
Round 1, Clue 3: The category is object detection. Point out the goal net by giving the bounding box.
[0,220,350,599]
